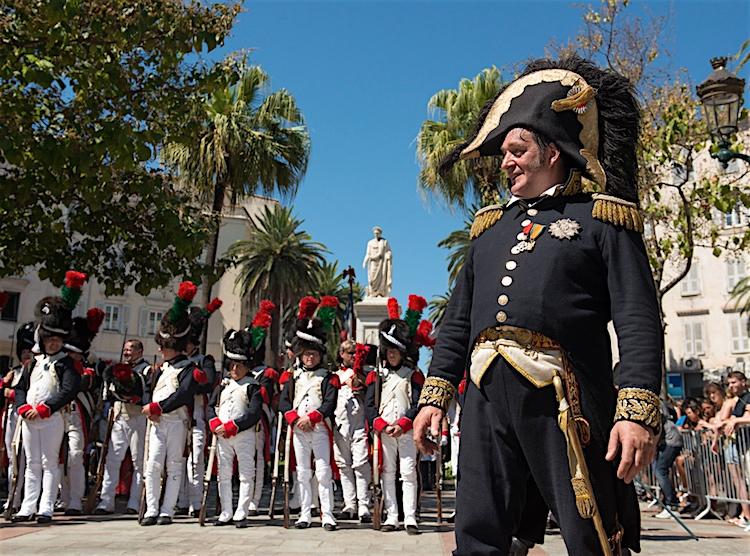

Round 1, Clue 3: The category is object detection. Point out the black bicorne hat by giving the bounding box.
[441,55,640,208]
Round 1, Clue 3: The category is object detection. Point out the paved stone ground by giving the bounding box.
[1,487,748,554]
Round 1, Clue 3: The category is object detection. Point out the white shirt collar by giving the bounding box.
[506,183,563,208]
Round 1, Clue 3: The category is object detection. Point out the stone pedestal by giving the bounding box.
[355,297,389,345]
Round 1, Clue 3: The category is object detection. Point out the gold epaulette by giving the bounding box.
[591,193,644,232]
[470,204,504,240]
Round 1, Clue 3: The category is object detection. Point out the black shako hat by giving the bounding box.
[223,329,254,362]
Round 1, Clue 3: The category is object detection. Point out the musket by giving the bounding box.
[435,421,443,528]
[371,347,383,530]
[282,362,296,529]
[3,418,22,520]
[268,413,284,519]
[84,404,116,514]
[199,433,217,526]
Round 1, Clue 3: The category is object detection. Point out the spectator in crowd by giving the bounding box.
[704,382,727,413]
[717,372,750,527]
[680,398,703,430]
[654,402,684,518]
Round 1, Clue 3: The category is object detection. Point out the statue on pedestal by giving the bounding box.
[362,226,392,298]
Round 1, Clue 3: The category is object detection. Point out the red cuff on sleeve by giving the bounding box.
[7,390,15,402]
[373,417,388,433]
[284,410,299,426]
[1,377,10,388]
[209,417,222,433]
[83,367,96,377]
[149,402,162,416]
[17,403,32,417]
[260,386,270,405]
[397,416,413,433]
[308,410,323,425]
[441,429,449,437]
[36,403,51,419]
[193,368,208,385]
[224,420,239,438]
[328,374,341,389]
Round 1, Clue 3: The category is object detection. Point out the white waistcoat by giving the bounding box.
[293,368,327,416]
[378,367,413,423]
[27,352,64,406]
[153,361,188,420]
[217,377,252,422]
[334,368,364,429]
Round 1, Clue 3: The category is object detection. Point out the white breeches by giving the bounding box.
[3,409,25,510]
[179,404,205,510]
[292,424,334,524]
[98,412,147,512]
[380,432,417,525]
[144,417,187,518]
[19,414,64,517]
[333,425,371,515]
[248,426,265,510]
[59,408,85,510]
[217,429,256,522]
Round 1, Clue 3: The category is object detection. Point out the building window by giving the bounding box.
[684,321,706,357]
[680,264,701,297]
[727,259,747,292]
[731,316,750,354]
[140,308,164,337]
[100,303,129,333]
[0,291,20,322]
[724,205,747,228]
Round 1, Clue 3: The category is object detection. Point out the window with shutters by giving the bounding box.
[724,205,747,228]
[140,308,164,337]
[683,321,705,356]
[731,316,750,354]
[680,263,701,296]
[727,259,746,292]
[101,303,129,333]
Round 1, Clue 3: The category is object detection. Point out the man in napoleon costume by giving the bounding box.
[414,56,662,555]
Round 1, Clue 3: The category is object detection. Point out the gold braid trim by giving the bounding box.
[551,84,597,113]
[592,193,644,232]
[614,387,661,434]
[571,476,595,518]
[470,204,504,240]
[418,376,456,412]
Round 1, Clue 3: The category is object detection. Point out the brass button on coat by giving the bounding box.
[505,261,517,271]
[496,311,508,323]
[501,276,513,287]
[527,208,538,216]
[498,294,509,306]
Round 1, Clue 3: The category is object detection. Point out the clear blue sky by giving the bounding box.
[213,0,749,307]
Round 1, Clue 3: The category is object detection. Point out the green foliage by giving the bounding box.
[417,67,506,208]
[0,0,242,294]
[428,291,451,330]
[228,204,327,357]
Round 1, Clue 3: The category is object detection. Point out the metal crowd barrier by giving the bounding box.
[637,424,750,529]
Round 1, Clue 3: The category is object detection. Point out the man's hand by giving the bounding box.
[24,408,39,420]
[724,416,738,435]
[296,416,313,432]
[214,424,226,438]
[413,406,444,455]
[386,425,403,438]
[605,420,656,483]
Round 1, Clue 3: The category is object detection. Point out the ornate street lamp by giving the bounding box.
[696,56,749,167]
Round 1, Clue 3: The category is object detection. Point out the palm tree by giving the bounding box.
[164,64,311,349]
[309,261,364,360]
[428,291,451,330]
[228,204,326,359]
[438,213,473,287]
[417,67,505,209]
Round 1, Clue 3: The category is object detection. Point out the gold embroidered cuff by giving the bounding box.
[614,387,661,433]
[418,376,456,413]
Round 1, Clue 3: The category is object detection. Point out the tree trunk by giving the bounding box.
[269,294,283,368]
[199,179,227,353]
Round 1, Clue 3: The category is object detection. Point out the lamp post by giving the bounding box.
[696,56,749,167]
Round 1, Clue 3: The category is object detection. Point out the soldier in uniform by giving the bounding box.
[2,321,35,514]
[243,300,279,516]
[208,329,264,527]
[176,298,221,517]
[365,296,429,534]
[140,282,209,526]
[94,340,150,515]
[12,271,86,523]
[59,308,104,515]
[333,340,372,523]
[279,296,341,531]
[413,56,662,555]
